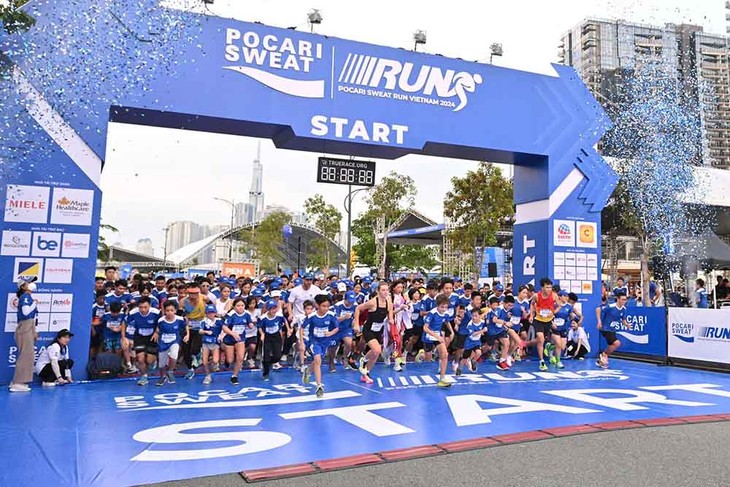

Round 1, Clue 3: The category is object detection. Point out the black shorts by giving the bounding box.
[554,329,568,339]
[452,334,467,349]
[601,330,618,345]
[404,326,423,341]
[443,324,453,338]
[533,321,552,335]
[133,335,157,354]
[488,331,508,341]
[363,327,383,345]
[245,336,258,347]
[462,346,479,360]
[423,340,442,353]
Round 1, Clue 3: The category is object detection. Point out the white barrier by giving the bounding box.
[668,308,730,365]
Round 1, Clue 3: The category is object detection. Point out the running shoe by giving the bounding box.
[347,356,357,370]
[383,351,391,366]
[539,361,548,371]
[490,351,499,362]
[42,382,56,388]
[344,361,356,371]
[436,379,452,388]
[393,362,403,372]
[230,375,239,385]
[544,343,554,359]
[549,355,558,365]
[272,363,283,371]
[149,361,158,373]
[360,374,374,384]
[358,358,369,376]
[302,367,310,385]
[185,369,195,380]
[415,349,425,363]
[506,356,514,367]
[329,363,337,373]
[167,371,176,384]
[281,354,288,363]
[155,376,167,387]
[455,368,462,376]
[496,360,510,371]
[246,358,255,368]
[451,360,459,374]
[315,384,325,397]
[469,359,477,372]
[212,363,220,373]
[203,375,212,385]
[513,349,522,362]
[9,383,31,392]
[556,361,565,369]
[137,375,149,386]
[263,374,270,381]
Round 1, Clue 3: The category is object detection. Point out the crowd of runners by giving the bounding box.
[83,268,632,397]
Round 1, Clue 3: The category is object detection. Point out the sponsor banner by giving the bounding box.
[604,306,666,357]
[553,219,576,248]
[3,185,50,224]
[44,258,74,284]
[13,257,44,282]
[669,308,730,365]
[31,231,62,257]
[221,262,256,278]
[1,230,31,256]
[61,233,91,258]
[49,187,94,226]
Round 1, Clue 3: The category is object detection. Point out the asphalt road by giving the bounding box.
[151,421,730,487]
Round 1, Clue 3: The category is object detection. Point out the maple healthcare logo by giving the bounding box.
[50,188,94,226]
[3,185,50,224]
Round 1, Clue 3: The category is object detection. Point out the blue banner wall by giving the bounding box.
[608,306,667,358]
[0,0,617,381]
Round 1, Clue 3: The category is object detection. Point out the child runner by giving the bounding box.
[222,298,251,384]
[502,295,522,365]
[390,280,409,371]
[528,277,557,371]
[354,282,393,384]
[100,301,124,359]
[243,296,259,368]
[422,294,452,388]
[597,292,628,368]
[124,297,160,386]
[302,294,339,397]
[404,287,424,362]
[258,300,286,380]
[155,301,188,386]
[457,306,487,375]
[486,296,512,370]
[513,285,532,359]
[297,300,315,371]
[200,304,223,384]
[332,290,357,372]
[415,280,439,363]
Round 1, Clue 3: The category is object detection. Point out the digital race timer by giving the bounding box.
[316,157,376,187]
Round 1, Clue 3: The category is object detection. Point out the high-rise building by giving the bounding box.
[165,220,209,254]
[245,141,265,223]
[135,238,154,256]
[559,18,730,169]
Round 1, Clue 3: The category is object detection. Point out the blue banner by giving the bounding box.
[604,306,667,357]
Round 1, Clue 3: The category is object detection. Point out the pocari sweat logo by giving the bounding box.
[224,28,325,98]
[671,322,694,343]
[614,313,649,345]
[337,53,483,111]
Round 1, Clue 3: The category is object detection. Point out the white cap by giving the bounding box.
[337,282,347,292]
[270,290,282,298]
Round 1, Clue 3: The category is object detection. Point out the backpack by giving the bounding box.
[87,352,123,380]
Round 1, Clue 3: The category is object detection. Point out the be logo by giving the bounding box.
[32,232,61,257]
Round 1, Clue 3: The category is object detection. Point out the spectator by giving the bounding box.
[566,319,590,360]
[695,279,708,308]
[35,329,75,387]
[9,277,39,393]
[716,276,728,301]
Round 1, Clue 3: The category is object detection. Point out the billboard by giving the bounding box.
[221,262,256,279]
[669,308,730,365]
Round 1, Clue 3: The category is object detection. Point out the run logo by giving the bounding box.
[223,28,325,99]
[698,326,730,341]
[337,54,483,112]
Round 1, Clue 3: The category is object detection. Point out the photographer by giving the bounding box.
[35,329,75,387]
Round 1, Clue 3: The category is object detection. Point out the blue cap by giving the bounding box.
[294,277,302,286]
[363,276,372,284]
[345,291,357,302]
[265,300,278,310]
[558,290,569,297]
[454,276,462,282]
[495,284,504,291]
[205,305,217,314]
[269,281,280,290]
[252,288,263,297]
[303,273,314,280]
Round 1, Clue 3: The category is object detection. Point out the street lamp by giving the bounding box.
[343,186,369,277]
[308,9,323,33]
[413,30,427,51]
[213,197,236,260]
[489,42,503,64]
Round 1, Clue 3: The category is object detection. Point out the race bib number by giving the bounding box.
[411,312,419,322]
[539,309,550,318]
[188,320,201,330]
[469,331,481,341]
[313,327,327,338]
[554,318,565,327]
[161,333,176,344]
[232,325,245,334]
[126,325,135,336]
[138,328,154,337]
[265,325,279,334]
[511,316,521,325]
[370,321,385,332]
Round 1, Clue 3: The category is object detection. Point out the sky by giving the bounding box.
[101,0,727,255]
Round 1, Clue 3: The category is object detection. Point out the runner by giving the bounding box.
[123,297,160,386]
[354,282,394,385]
[422,294,452,388]
[597,292,628,368]
[390,279,409,372]
[180,283,205,380]
[527,277,557,371]
[154,301,187,386]
[222,298,251,384]
[332,290,357,372]
[199,304,223,384]
[302,294,339,397]
[456,306,486,375]
[258,301,286,381]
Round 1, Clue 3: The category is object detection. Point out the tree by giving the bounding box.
[97,222,119,262]
[237,211,289,273]
[443,162,514,274]
[304,194,342,269]
[1,0,35,35]
[352,171,437,275]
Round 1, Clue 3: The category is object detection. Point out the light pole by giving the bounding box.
[413,30,427,51]
[489,42,503,64]
[343,186,368,277]
[213,197,236,261]
[162,223,172,263]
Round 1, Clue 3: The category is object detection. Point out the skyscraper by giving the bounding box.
[559,18,730,169]
[245,141,265,223]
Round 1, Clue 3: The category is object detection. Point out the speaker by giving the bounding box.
[487,262,498,277]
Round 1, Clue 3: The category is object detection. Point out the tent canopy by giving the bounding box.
[386,210,444,246]
[679,231,730,270]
